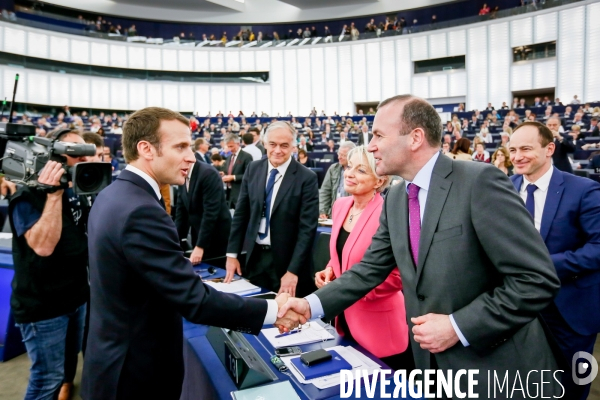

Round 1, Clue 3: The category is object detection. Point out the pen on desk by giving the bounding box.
[275,330,300,338]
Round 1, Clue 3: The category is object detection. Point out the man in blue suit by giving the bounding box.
[82,107,302,400]
[509,121,600,400]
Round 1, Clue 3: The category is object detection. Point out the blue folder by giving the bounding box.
[290,350,352,380]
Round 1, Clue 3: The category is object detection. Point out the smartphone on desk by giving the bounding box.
[275,346,302,357]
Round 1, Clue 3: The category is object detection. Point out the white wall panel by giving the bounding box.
[256,85,271,117]
[163,84,179,111]
[585,3,600,102]
[225,85,241,116]
[448,71,467,97]
[410,35,428,61]
[338,46,353,115]
[162,49,178,71]
[194,50,209,71]
[194,85,210,115]
[511,63,533,91]
[210,51,225,72]
[110,80,129,110]
[467,26,488,110]
[366,42,381,102]
[395,39,411,95]
[297,48,312,116]
[147,83,163,108]
[511,17,533,47]
[224,51,240,72]
[50,36,69,62]
[255,50,270,71]
[324,47,338,115]
[351,44,366,103]
[488,22,510,110]
[310,47,325,115]
[179,84,194,112]
[380,41,396,101]
[128,81,147,111]
[146,47,162,70]
[90,42,109,66]
[428,32,447,59]
[429,74,448,99]
[109,44,127,68]
[534,12,557,43]
[447,29,466,56]
[270,50,284,116]
[240,85,256,116]
[70,40,90,65]
[240,51,256,71]
[533,60,556,89]
[4,27,25,55]
[27,72,48,105]
[283,49,298,116]
[3,68,25,103]
[412,75,429,99]
[71,77,90,108]
[128,46,145,70]
[27,32,48,59]
[91,78,109,109]
[557,6,584,102]
[178,50,194,71]
[49,75,69,106]
[210,86,225,116]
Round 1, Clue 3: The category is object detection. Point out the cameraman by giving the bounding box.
[8,129,91,400]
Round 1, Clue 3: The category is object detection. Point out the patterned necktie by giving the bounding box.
[407,183,421,267]
[525,184,538,219]
[227,153,236,188]
[258,169,279,240]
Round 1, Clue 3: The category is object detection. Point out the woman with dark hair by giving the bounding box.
[297,149,314,167]
[492,147,514,176]
[97,127,105,137]
[448,137,472,161]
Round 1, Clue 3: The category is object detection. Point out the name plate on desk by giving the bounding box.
[207,326,277,389]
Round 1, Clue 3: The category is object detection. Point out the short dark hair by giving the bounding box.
[123,107,189,163]
[513,121,554,147]
[377,95,442,147]
[452,138,471,154]
[210,153,223,162]
[82,132,103,148]
[249,127,260,135]
[194,138,207,151]
[242,133,254,145]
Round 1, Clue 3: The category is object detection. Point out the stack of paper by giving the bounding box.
[231,381,300,400]
[204,279,261,296]
[262,324,335,347]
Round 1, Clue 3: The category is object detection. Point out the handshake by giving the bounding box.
[273,294,313,333]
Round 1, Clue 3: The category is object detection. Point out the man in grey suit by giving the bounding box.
[280,95,562,397]
[318,141,355,219]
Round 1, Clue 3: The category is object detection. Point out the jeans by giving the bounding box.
[18,304,86,400]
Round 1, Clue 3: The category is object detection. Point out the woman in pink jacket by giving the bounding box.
[315,145,413,371]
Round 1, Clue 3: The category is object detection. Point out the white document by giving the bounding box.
[282,346,382,389]
[262,324,335,347]
[204,279,261,296]
[0,233,12,239]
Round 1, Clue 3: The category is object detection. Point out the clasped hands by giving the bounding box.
[274,295,312,333]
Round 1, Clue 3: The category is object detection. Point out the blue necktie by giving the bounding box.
[259,169,279,240]
[525,184,538,219]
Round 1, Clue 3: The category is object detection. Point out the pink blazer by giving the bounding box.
[327,194,409,358]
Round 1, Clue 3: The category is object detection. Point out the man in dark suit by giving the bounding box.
[509,121,600,400]
[193,137,211,163]
[357,124,372,146]
[250,126,266,155]
[82,108,302,400]
[546,117,575,173]
[224,121,319,298]
[175,160,231,266]
[280,95,562,397]
[588,117,599,136]
[222,134,253,209]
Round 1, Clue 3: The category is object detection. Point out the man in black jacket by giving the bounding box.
[546,117,575,173]
[222,134,253,209]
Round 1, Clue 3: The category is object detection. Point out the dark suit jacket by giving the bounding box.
[590,154,600,171]
[175,161,231,260]
[511,168,600,335]
[357,132,373,146]
[224,149,253,208]
[552,136,576,173]
[313,154,561,396]
[195,151,211,164]
[82,170,267,400]
[256,141,266,155]
[227,158,319,294]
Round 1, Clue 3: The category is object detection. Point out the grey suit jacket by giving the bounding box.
[318,162,343,216]
[315,154,562,397]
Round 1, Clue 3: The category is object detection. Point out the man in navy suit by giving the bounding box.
[193,137,211,163]
[222,134,253,209]
[509,121,600,400]
[82,108,302,400]
[224,121,319,297]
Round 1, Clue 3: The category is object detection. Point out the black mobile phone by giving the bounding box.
[275,346,302,357]
[300,349,332,366]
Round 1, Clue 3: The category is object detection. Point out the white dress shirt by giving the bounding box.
[519,166,554,232]
[242,143,262,161]
[256,156,292,245]
[125,165,161,200]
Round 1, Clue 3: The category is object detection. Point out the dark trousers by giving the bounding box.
[542,302,597,400]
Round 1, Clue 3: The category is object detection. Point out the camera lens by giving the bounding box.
[75,164,103,193]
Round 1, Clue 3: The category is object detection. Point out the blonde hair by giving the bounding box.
[346,145,391,193]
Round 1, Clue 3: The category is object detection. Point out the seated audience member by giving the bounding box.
[572,113,586,128]
[478,124,493,143]
[479,3,490,15]
[82,132,105,162]
[500,102,509,110]
[297,135,313,152]
[588,117,599,136]
[211,154,226,173]
[448,138,472,161]
[568,126,587,150]
[442,142,451,155]
[518,98,527,108]
[472,142,491,163]
[500,130,511,147]
[297,149,314,168]
[444,121,453,135]
[315,145,413,371]
[492,147,513,176]
[588,153,600,172]
[327,139,336,153]
[564,106,573,119]
[319,142,355,218]
[571,94,581,104]
[592,107,600,117]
